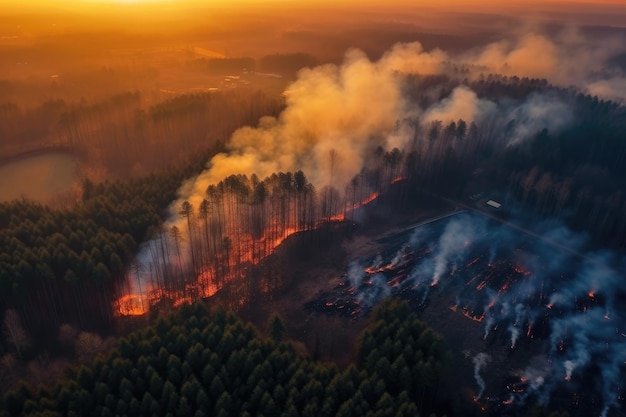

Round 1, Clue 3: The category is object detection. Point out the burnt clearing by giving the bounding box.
[300,210,626,417]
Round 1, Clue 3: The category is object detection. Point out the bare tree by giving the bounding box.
[179,201,197,274]
[131,260,146,313]
[3,309,31,360]
[169,225,185,293]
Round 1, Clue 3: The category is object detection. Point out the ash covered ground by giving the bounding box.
[305,211,626,417]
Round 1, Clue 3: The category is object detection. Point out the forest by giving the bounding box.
[1,300,449,417]
[1,2,626,416]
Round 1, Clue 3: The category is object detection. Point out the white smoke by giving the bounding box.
[509,303,527,349]
[462,29,626,94]
[503,93,573,146]
[348,261,365,290]
[520,357,552,405]
[587,77,626,103]
[430,215,486,286]
[483,289,501,341]
[473,352,491,400]
[357,274,391,309]
[468,33,560,81]
[422,85,495,126]
[167,42,451,235]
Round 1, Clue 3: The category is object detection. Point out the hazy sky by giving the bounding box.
[0,0,623,31]
[2,0,626,11]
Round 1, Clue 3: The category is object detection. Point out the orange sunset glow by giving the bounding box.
[1,0,626,415]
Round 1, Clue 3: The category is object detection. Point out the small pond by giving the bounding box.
[0,151,79,202]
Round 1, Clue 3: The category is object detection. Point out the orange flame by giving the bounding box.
[114,189,384,315]
[114,294,148,316]
[467,257,481,267]
[350,192,379,210]
[329,213,345,222]
[460,306,485,322]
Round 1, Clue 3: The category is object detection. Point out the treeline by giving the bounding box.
[192,53,318,78]
[0,150,215,364]
[402,72,626,247]
[0,89,283,177]
[1,300,449,417]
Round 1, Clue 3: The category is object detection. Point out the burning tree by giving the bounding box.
[117,165,391,314]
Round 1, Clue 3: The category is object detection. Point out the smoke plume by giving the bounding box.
[473,352,491,400]
[462,29,626,95]
[165,30,615,235]
[167,43,444,232]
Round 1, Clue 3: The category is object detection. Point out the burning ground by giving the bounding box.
[305,211,626,416]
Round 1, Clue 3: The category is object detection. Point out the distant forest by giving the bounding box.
[0,89,283,178]
[1,70,626,416]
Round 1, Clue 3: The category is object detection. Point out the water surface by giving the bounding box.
[0,152,79,202]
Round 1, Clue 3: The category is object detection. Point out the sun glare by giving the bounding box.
[88,0,174,4]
